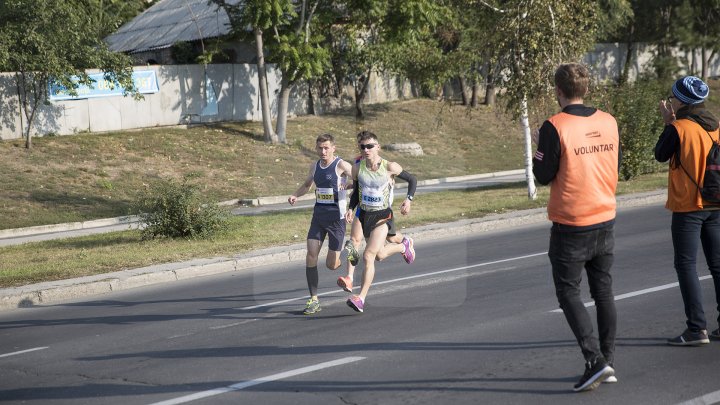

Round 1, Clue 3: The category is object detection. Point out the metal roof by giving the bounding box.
[105,0,242,54]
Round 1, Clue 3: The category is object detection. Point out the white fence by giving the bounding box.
[0,64,414,140]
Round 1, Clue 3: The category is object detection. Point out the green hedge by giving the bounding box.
[135,177,229,239]
[594,78,666,180]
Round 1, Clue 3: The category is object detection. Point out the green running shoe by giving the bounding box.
[344,240,359,266]
[303,299,321,315]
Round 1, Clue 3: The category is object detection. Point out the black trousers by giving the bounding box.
[549,222,617,364]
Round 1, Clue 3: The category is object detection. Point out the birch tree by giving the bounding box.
[482,0,600,199]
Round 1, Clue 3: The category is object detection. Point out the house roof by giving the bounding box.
[105,0,241,54]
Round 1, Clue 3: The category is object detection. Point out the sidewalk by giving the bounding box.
[0,178,666,311]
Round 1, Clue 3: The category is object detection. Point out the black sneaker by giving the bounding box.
[573,360,614,392]
[710,328,720,339]
[667,329,710,346]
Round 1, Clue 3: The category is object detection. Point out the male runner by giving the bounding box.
[337,133,416,292]
[288,133,353,315]
[345,131,418,312]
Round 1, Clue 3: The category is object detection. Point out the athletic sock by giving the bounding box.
[306,266,319,297]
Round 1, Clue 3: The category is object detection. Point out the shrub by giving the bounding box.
[593,77,666,180]
[135,178,229,239]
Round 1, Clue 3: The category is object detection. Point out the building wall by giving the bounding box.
[585,43,720,82]
[0,63,414,140]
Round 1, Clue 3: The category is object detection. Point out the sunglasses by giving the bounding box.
[359,143,378,150]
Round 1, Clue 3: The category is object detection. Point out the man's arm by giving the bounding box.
[288,163,316,205]
[388,161,414,215]
[654,125,679,163]
[337,159,354,190]
[347,163,360,210]
[532,120,561,185]
[396,170,417,201]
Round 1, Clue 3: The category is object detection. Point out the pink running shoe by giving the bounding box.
[401,237,415,264]
[347,295,364,313]
[337,276,353,292]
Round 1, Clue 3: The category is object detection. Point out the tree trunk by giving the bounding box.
[701,46,708,80]
[14,73,27,148]
[354,91,364,119]
[470,75,478,107]
[15,72,37,149]
[354,70,370,119]
[275,76,293,143]
[520,97,537,200]
[458,75,468,105]
[484,73,496,106]
[308,80,317,116]
[619,36,634,85]
[254,27,278,144]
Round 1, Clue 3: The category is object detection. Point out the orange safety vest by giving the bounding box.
[665,119,720,212]
[546,110,619,226]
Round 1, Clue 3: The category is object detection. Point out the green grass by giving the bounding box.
[0,97,673,287]
[0,100,525,229]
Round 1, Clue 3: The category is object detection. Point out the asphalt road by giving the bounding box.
[1,203,719,404]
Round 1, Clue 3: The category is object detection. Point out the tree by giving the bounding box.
[271,2,330,142]
[385,2,479,103]
[674,0,720,79]
[72,0,155,38]
[215,0,329,143]
[482,0,601,200]
[0,0,137,149]
[215,0,288,143]
[330,0,445,118]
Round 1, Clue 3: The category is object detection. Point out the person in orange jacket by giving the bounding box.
[655,75,720,346]
[532,63,620,392]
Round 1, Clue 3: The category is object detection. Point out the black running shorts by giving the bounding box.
[358,208,393,238]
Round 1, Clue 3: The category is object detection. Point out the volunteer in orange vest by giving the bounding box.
[655,75,720,346]
[532,63,620,392]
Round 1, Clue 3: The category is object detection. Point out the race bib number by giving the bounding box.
[361,189,385,207]
[315,187,335,204]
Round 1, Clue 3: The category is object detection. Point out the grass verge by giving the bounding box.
[0,100,526,229]
[0,172,667,288]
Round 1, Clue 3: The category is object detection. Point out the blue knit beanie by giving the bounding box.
[672,76,709,105]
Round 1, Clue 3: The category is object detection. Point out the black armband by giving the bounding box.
[348,184,359,210]
[397,170,417,199]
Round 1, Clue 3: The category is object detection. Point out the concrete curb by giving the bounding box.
[0,170,526,240]
[0,189,666,311]
[0,215,142,240]
[243,169,527,206]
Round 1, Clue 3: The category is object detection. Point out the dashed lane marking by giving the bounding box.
[146,356,366,405]
[237,252,548,310]
[0,346,49,358]
[549,275,713,313]
[675,388,720,405]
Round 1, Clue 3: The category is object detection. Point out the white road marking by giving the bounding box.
[0,346,49,358]
[550,275,713,313]
[147,356,366,405]
[209,319,259,330]
[237,252,548,310]
[676,389,720,405]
